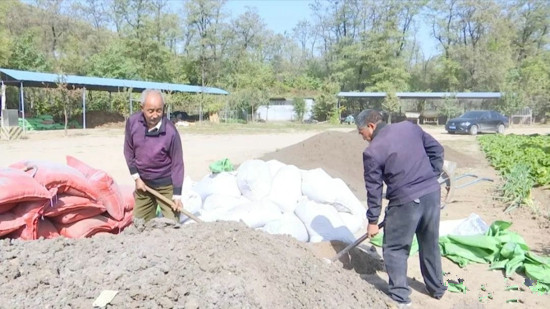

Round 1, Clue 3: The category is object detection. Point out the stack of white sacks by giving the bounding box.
[180,159,365,244]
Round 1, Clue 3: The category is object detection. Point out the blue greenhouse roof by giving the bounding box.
[0,68,229,95]
[338,92,501,99]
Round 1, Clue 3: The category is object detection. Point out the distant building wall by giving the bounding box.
[257,99,314,121]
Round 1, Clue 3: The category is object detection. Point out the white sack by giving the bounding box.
[450,213,489,236]
[301,168,336,204]
[179,189,203,223]
[192,172,241,201]
[266,159,287,178]
[223,200,282,228]
[198,199,282,228]
[236,160,272,201]
[202,193,250,212]
[294,198,356,244]
[338,212,364,235]
[268,165,302,213]
[182,175,194,192]
[332,178,365,216]
[198,207,231,223]
[260,212,309,242]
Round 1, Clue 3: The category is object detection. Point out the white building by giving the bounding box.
[256,98,314,121]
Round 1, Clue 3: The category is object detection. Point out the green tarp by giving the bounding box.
[18,115,81,131]
[370,221,550,292]
[209,158,234,173]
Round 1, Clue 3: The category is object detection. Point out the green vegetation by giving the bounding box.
[293,97,306,122]
[478,134,550,210]
[0,0,548,122]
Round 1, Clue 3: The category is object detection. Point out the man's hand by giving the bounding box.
[135,178,147,192]
[367,223,379,238]
[172,198,183,212]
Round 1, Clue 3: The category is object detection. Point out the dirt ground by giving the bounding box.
[1,123,549,308]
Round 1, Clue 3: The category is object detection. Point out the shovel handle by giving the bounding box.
[144,185,203,223]
[330,221,384,262]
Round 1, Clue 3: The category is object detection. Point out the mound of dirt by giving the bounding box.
[260,130,485,199]
[71,111,125,128]
[0,220,392,308]
[261,131,367,199]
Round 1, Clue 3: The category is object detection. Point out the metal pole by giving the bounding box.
[82,87,86,129]
[1,82,5,128]
[129,91,133,114]
[337,97,341,122]
[20,82,25,134]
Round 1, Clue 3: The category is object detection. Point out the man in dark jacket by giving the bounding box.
[356,109,446,307]
[124,89,184,222]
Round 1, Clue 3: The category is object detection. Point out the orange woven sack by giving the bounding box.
[0,212,25,237]
[9,160,98,200]
[56,215,116,238]
[36,218,60,239]
[9,200,48,240]
[50,207,106,224]
[43,195,105,217]
[0,168,53,205]
[66,156,125,220]
[118,185,136,211]
[0,203,17,215]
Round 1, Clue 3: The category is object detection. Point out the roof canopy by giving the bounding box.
[337,92,501,99]
[0,68,229,95]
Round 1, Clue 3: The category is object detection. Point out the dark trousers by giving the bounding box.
[383,189,446,303]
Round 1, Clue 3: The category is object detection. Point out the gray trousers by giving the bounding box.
[383,189,446,303]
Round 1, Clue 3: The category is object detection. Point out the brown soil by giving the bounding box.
[260,130,483,199]
[0,220,392,308]
[260,131,367,199]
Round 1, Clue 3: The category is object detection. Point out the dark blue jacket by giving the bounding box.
[124,112,184,195]
[363,121,444,224]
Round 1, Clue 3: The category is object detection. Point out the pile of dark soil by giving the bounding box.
[261,131,367,199]
[0,220,392,308]
[260,130,480,199]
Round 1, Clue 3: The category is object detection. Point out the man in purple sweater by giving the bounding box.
[356,109,446,307]
[124,89,184,222]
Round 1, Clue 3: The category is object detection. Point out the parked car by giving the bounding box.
[341,114,355,125]
[445,110,509,135]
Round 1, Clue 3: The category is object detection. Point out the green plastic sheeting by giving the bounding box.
[209,158,234,173]
[370,233,419,256]
[369,221,549,293]
[18,115,81,131]
[439,221,550,293]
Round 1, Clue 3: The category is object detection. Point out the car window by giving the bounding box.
[490,111,500,119]
[461,111,484,118]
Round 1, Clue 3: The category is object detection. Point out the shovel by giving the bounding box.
[143,185,203,223]
[329,221,384,263]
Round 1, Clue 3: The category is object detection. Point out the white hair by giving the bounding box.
[140,89,165,106]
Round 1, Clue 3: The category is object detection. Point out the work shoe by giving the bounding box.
[425,286,444,299]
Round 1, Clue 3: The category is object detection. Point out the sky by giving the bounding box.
[223,0,439,58]
[225,0,314,35]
